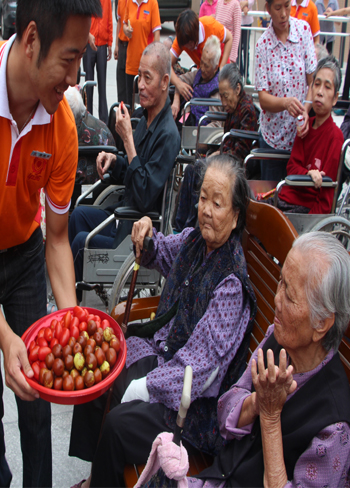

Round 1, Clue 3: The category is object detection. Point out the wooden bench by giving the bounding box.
[111,199,350,486]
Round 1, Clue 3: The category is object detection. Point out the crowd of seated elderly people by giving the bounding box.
[171,35,222,129]
[174,63,258,232]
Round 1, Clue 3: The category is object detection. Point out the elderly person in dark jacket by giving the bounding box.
[68,42,180,300]
[174,64,258,233]
[69,155,257,488]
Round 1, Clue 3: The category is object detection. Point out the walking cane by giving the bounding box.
[120,235,154,334]
[99,235,154,440]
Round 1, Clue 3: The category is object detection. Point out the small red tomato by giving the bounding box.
[39,361,46,370]
[64,311,72,328]
[55,322,63,342]
[94,315,101,324]
[29,345,39,363]
[31,361,40,381]
[70,325,79,340]
[50,337,59,348]
[101,319,110,331]
[79,321,87,332]
[70,317,79,330]
[37,337,48,348]
[38,346,52,362]
[44,327,53,342]
[59,328,70,348]
[50,319,58,330]
[37,328,45,339]
[50,319,57,329]
[29,340,36,352]
[73,306,86,322]
[86,314,95,323]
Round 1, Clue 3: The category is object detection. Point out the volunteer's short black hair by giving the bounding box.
[16,0,102,64]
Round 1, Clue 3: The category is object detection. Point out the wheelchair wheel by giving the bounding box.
[311,215,350,250]
[108,252,163,314]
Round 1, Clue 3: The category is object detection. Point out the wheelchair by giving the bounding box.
[241,137,350,249]
[74,156,178,313]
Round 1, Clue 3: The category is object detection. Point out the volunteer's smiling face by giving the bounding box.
[29,15,91,114]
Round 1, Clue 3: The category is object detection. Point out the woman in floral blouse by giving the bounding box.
[255,0,317,180]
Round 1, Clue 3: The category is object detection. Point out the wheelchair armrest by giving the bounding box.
[188,98,222,106]
[250,148,291,160]
[229,129,260,140]
[78,145,117,156]
[74,173,114,208]
[284,175,336,187]
[114,207,160,221]
[204,111,227,122]
[176,154,196,165]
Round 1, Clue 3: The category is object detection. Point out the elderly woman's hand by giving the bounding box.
[308,169,325,189]
[252,348,297,419]
[131,217,153,258]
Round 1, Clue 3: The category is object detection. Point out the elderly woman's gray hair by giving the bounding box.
[203,35,221,69]
[219,63,243,92]
[65,86,86,123]
[292,231,350,351]
[313,55,342,95]
[198,154,250,234]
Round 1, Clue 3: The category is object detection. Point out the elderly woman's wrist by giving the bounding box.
[260,411,281,428]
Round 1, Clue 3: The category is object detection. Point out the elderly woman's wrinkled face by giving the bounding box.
[274,248,315,355]
[198,167,239,254]
[200,48,218,83]
[219,79,241,113]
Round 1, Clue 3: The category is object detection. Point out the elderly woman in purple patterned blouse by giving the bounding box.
[186,231,350,488]
[69,154,257,488]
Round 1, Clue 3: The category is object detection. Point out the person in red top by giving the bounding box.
[114,0,129,103]
[83,0,113,123]
[278,55,343,214]
[123,0,161,107]
[170,9,233,100]
[291,0,321,42]
[0,1,102,487]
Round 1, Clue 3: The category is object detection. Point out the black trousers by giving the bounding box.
[83,44,109,124]
[126,73,136,108]
[69,356,171,486]
[117,40,128,104]
[70,355,198,486]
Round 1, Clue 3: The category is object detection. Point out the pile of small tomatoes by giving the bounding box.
[27,306,120,391]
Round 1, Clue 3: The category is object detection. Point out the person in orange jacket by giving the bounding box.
[83,0,113,124]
